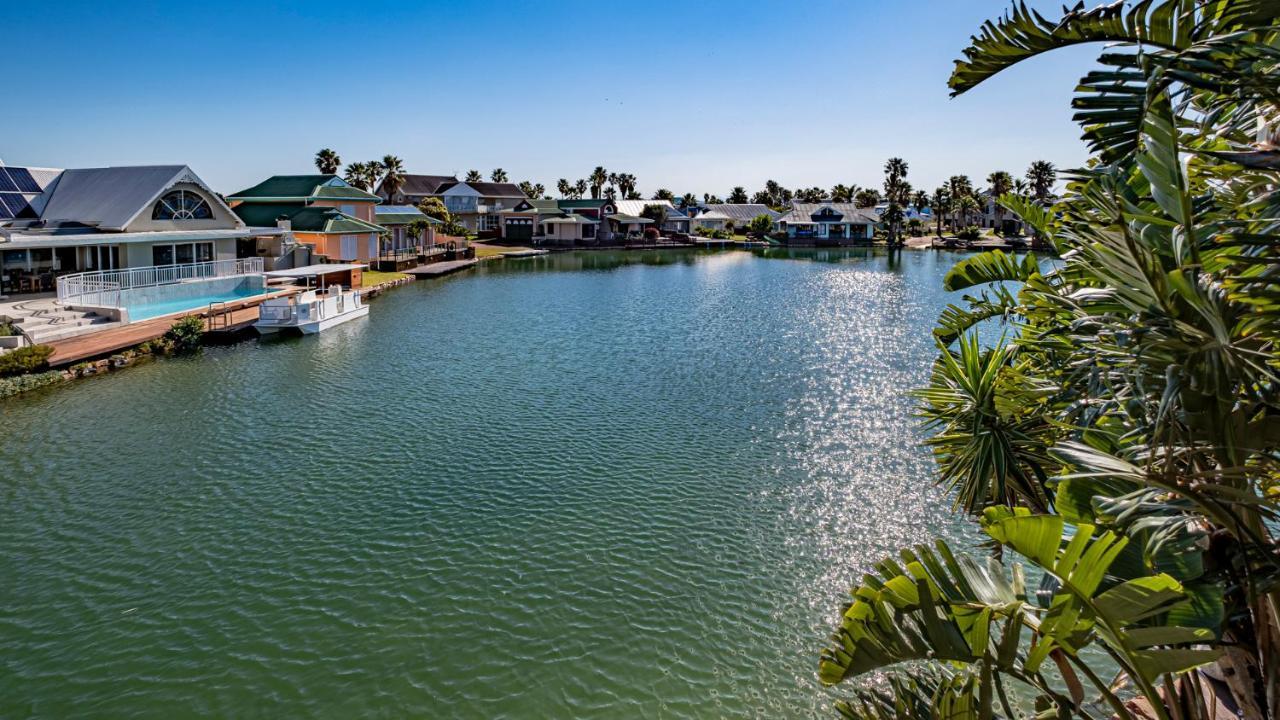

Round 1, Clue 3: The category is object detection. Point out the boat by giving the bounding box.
[255,264,370,335]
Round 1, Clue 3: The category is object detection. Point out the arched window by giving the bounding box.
[152,189,213,220]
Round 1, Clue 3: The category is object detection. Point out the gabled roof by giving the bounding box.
[614,199,689,220]
[37,165,242,231]
[374,205,440,225]
[436,180,527,198]
[701,203,780,223]
[226,175,380,203]
[502,198,560,214]
[385,174,458,197]
[232,203,383,234]
[776,203,880,225]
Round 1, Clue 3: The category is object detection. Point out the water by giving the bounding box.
[2,248,977,718]
[125,285,270,322]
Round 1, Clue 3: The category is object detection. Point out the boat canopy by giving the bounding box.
[263,263,367,278]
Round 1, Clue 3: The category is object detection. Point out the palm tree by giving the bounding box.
[556,178,572,198]
[727,186,748,204]
[679,192,697,208]
[652,188,675,201]
[588,166,608,199]
[315,148,341,174]
[947,175,974,230]
[854,188,880,208]
[830,184,854,203]
[823,8,1280,717]
[361,161,383,194]
[490,168,508,183]
[1025,160,1056,203]
[882,157,911,246]
[465,169,483,183]
[604,186,617,200]
[930,186,949,236]
[986,170,1013,233]
[381,155,405,198]
[573,179,588,199]
[343,162,371,191]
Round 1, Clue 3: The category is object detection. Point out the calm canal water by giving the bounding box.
[3,248,975,718]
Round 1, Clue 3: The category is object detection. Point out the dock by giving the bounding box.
[45,290,295,367]
[403,259,479,277]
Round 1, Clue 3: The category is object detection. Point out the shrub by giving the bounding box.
[0,321,18,337]
[957,225,982,241]
[693,226,711,237]
[0,370,66,399]
[164,316,205,354]
[643,227,659,241]
[0,344,53,377]
[747,214,774,235]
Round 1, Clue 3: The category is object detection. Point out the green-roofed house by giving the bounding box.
[227,175,384,263]
[500,198,618,246]
[374,205,440,268]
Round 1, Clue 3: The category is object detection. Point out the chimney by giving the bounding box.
[276,218,292,231]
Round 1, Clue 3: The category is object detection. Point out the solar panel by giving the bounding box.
[0,169,17,192]
[0,200,12,219]
[6,167,41,193]
[1,193,29,215]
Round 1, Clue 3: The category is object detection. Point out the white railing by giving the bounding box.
[57,258,264,308]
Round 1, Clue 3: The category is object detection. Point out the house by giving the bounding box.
[976,191,1040,236]
[613,200,691,235]
[373,205,439,268]
[376,174,457,206]
[691,204,780,233]
[434,180,528,234]
[227,175,384,263]
[775,203,880,246]
[0,165,288,295]
[500,198,615,246]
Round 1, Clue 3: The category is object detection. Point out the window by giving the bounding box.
[195,242,214,262]
[340,204,356,216]
[152,244,175,265]
[152,189,213,220]
[340,235,358,260]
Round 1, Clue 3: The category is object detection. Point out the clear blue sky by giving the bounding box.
[5,0,1098,197]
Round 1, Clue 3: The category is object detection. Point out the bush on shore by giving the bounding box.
[0,344,53,377]
[0,370,66,399]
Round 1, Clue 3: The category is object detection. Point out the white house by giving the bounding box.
[774,203,880,246]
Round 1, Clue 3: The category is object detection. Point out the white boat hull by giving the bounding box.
[297,304,368,334]
[253,287,369,336]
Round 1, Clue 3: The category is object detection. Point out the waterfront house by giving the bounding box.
[373,205,439,268]
[227,175,384,263]
[434,180,528,235]
[0,165,288,296]
[500,198,619,245]
[376,174,457,206]
[613,200,691,235]
[691,204,780,233]
[775,203,879,246]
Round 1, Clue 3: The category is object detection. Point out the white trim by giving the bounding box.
[118,166,246,231]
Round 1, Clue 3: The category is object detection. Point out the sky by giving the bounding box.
[4,0,1101,198]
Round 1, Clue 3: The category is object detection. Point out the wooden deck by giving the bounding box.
[403,259,479,277]
[45,291,293,367]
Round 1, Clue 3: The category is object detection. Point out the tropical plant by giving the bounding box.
[314,148,341,174]
[854,188,880,208]
[1025,160,1056,203]
[986,170,1014,232]
[796,187,828,203]
[931,186,949,236]
[416,197,452,224]
[343,162,371,191]
[652,188,675,201]
[465,170,483,183]
[381,155,405,198]
[517,181,543,199]
[557,178,572,198]
[728,186,749,204]
[882,158,911,246]
[640,203,668,229]
[0,344,53,377]
[679,192,697,208]
[490,168,508,183]
[574,179,588,199]
[589,166,608,199]
[819,2,1280,718]
[164,316,205,354]
[703,193,723,205]
[360,161,383,194]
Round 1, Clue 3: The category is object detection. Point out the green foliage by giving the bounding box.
[0,321,19,337]
[164,316,204,354]
[741,215,770,236]
[956,225,982,241]
[821,3,1280,718]
[0,370,65,399]
[0,344,53,377]
[640,204,669,228]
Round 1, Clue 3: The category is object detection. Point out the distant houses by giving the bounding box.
[689,203,780,233]
[613,200,691,235]
[775,203,879,246]
[227,175,385,264]
[377,174,527,234]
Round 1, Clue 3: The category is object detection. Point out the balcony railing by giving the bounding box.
[57,258,265,308]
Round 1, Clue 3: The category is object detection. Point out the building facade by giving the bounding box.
[227,175,384,263]
[775,203,879,245]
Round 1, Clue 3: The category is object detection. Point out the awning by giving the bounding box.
[606,214,653,224]
[263,263,368,278]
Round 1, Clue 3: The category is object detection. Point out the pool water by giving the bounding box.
[122,281,270,322]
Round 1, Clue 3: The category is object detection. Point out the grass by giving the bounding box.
[360,270,409,287]
[474,244,534,259]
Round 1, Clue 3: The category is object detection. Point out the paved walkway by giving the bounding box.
[404,259,479,277]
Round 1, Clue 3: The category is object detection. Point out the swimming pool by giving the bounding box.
[121,276,270,322]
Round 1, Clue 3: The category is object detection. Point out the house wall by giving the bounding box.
[123,182,244,233]
[292,231,378,262]
[121,237,237,267]
[309,199,377,222]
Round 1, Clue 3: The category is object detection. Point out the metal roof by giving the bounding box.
[700,204,780,223]
[263,263,368,278]
[37,165,241,231]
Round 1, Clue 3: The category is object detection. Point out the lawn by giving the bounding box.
[360,270,409,287]
[474,244,534,259]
